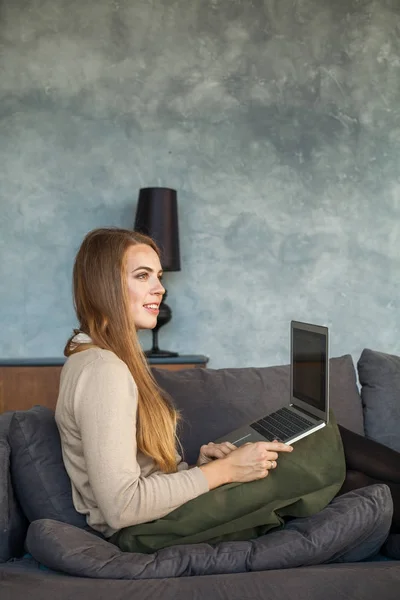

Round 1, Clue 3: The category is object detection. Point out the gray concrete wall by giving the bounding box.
[1,0,400,368]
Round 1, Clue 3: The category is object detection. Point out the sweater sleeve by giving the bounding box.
[74,357,209,531]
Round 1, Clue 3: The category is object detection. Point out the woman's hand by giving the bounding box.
[199,440,294,489]
[223,441,293,483]
[196,441,237,466]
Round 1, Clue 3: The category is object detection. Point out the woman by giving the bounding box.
[56,227,399,555]
[55,227,293,540]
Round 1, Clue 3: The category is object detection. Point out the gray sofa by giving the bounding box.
[1,349,400,599]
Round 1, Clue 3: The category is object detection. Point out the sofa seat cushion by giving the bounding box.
[8,406,95,532]
[26,484,392,579]
[358,349,400,452]
[154,355,364,465]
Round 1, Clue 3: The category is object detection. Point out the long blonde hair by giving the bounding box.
[65,227,179,473]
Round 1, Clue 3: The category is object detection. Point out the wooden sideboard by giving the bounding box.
[0,355,209,414]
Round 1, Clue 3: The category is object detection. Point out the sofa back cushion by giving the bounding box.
[8,406,92,531]
[358,348,400,452]
[153,354,364,466]
[0,411,29,562]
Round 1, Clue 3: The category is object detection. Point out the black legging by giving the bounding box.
[337,425,400,533]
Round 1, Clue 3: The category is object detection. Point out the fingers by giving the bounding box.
[213,447,232,459]
[257,459,277,479]
[200,441,237,460]
[262,459,277,470]
[222,442,237,451]
[204,442,236,451]
[257,448,285,473]
[257,441,293,453]
[265,451,279,462]
[212,442,237,456]
[254,458,278,477]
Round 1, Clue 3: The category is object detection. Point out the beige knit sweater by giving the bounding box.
[55,338,209,538]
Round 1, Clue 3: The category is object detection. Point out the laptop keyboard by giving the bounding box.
[250,407,315,441]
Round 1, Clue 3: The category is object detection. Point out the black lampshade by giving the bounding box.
[134,187,181,272]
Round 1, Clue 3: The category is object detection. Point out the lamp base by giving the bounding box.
[145,349,179,359]
[145,295,179,358]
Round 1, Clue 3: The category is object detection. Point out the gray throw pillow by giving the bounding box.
[153,355,364,466]
[8,406,96,532]
[358,348,400,452]
[0,411,29,562]
[26,484,391,578]
[0,440,29,562]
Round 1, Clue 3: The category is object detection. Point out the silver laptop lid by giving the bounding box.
[290,321,329,422]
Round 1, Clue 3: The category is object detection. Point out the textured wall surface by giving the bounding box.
[1,0,400,368]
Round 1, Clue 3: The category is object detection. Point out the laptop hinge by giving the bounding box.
[290,403,323,422]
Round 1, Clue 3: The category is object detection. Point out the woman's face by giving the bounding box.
[125,244,165,330]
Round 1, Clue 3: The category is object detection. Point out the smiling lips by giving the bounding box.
[143,303,159,314]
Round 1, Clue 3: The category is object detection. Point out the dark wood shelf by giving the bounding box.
[0,355,209,413]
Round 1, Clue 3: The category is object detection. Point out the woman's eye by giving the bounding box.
[137,273,148,280]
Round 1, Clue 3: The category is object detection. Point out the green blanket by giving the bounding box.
[111,412,345,554]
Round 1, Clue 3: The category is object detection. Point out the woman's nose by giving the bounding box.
[153,279,165,295]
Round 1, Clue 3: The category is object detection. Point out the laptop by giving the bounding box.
[214,321,329,446]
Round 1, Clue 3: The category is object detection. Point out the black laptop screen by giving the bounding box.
[292,329,326,412]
